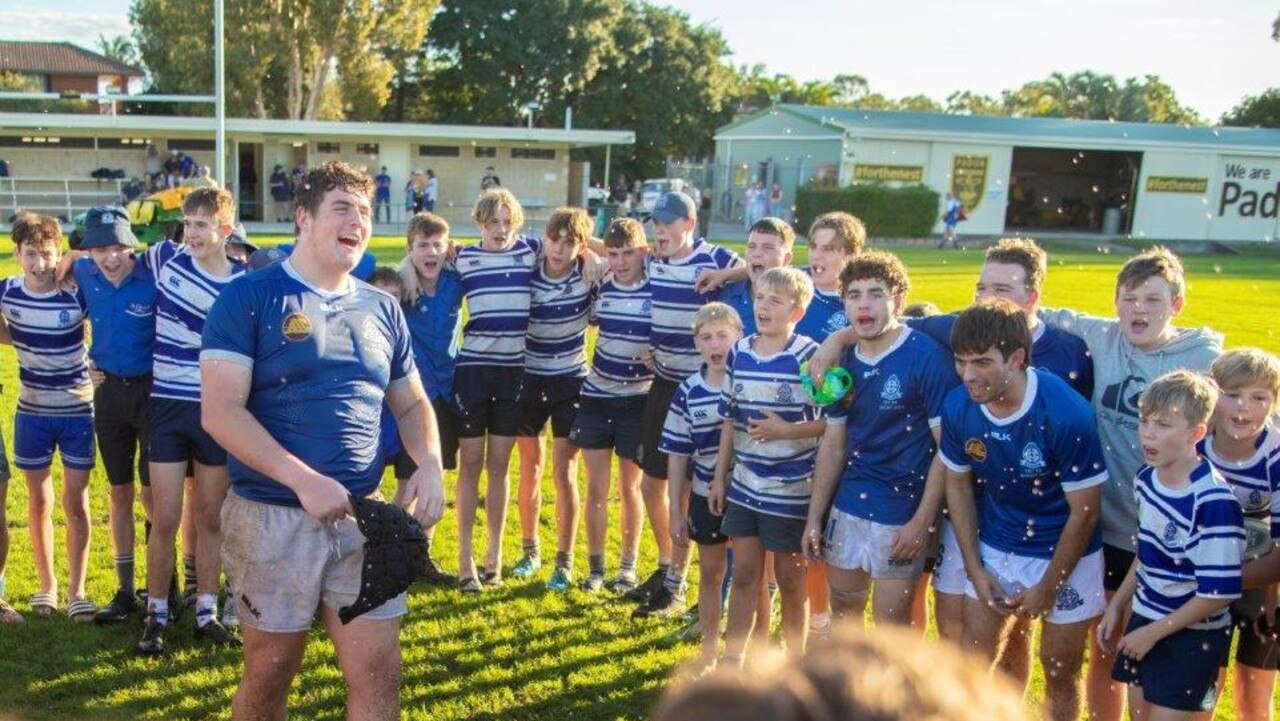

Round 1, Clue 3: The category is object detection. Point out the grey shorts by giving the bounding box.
[720,501,806,554]
[221,492,408,633]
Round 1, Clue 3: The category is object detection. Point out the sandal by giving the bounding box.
[29,591,57,618]
[67,598,97,623]
[0,599,23,623]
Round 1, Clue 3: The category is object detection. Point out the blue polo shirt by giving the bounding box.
[404,269,463,401]
[72,256,157,377]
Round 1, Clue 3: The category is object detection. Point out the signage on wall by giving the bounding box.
[853,164,924,182]
[950,155,988,213]
[1146,176,1209,194]
[1218,161,1279,219]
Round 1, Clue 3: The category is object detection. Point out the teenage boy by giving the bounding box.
[1098,371,1245,720]
[721,217,796,336]
[0,214,95,621]
[942,300,1108,721]
[658,302,742,667]
[802,251,957,627]
[513,208,595,586]
[139,187,245,653]
[634,191,741,602]
[570,218,651,593]
[796,211,862,342]
[1039,246,1222,721]
[712,267,823,665]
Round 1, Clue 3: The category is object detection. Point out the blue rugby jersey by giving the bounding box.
[404,269,463,402]
[581,277,653,398]
[660,368,725,497]
[796,286,849,342]
[1132,461,1245,629]
[0,277,92,415]
[649,239,740,382]
[939,369,1109,559]
[526,262,593,377]
[72,257,156,377]
[147,241,245,401]
[718,334,822,519]
[825,328,959,524]
[1199,426,1280,540]
[455,236,540,367]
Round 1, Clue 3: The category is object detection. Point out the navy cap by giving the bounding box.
[79,206,139,249]
[247,245,289,272]
[226,223,257,253]
[651,191,697,224]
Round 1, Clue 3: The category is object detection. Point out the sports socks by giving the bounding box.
[195,593,217,627]
[182,555,197,597]
[148,597,170,626]
[554,551,572,570]
[588,554,605,578]
[115,554,135,595]
[522,539,540,558]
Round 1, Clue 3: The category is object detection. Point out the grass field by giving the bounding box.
[0,235,1277,720]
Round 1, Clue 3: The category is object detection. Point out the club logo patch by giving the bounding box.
[881,374,903,402]
[1163,521,1179,545]
[1020,442,1046,474]
[282,312,314,342]
[1055,584,1084,611]
[776,383,794,403]
[965,438,988,462]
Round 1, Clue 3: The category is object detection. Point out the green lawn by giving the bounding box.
[0,236,1277,720]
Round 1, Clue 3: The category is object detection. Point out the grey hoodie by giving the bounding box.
[1039,309,1223,551]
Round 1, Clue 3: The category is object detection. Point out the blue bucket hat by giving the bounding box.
[651,191,697,224]
[79,206,139,249]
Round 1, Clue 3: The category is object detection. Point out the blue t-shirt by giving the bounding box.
[72,256,157,378]
[938,368,1108,559]
[374,173,392,201]
[907,314,1093,399]
[826,328,958,524]
[201,260,417,507]
[404,269,463,402]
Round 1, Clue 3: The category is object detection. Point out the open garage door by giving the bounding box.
[1005,147,1141,235]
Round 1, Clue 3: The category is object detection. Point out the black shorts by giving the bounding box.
[148,397,227,467]
[721,501,806,554]
[567,394,645,462]
[516,374,583,439]
[1103,543,1137,593]
[95,374,152,486]
[638,376,681,479]
[1230,592,1280,670]
[1112,614,1231,712]
[386,396,461,475]
[453,365,524,438]
[687,493,727,546]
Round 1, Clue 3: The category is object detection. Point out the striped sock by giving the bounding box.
[148,597,170,626]
[588,554,605,577]
[115,554,135,595]
[619,555,637,579]
[195,593,217,627]
[182,555,197,597]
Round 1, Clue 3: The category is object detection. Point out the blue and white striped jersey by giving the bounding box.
[526,262,593,377]
[456,236,540,368]
[0,277,92,415]
[660,368,725,497]
[718,334,822,519]
[1199,426,1280,539]
[148,241,246,401]
[1132,461,1245,629]
[649,239,739,382]
[581,277,653,398]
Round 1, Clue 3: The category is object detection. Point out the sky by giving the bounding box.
[4,0,1277,120]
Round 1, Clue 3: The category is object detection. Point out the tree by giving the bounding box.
[945,90,1003,116]
[97,35,142,70]
[999,71,1201,124]
[1222,88,1280,128]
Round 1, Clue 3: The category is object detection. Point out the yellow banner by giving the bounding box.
[951,155,988,213]
[1145,176,1208,194]
[853,164,924,183]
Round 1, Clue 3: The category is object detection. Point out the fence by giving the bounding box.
[664,159,840,228]
[0,176,129,222]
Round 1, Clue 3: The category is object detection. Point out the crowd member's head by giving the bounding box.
[293,161,375,274]
[543,207,592,277]
[650,191,698,259]
[181,186,236,264]
[224,223,255,263]
[651,625,1027,721]
[1115,246,1186,351]
[902,301,940,318]
[692,302,742,373]
[1138,370,1219,468]
[1208,349,1280,442]
[978,237,1047,315]
[603,217,648,285]
[753,267,813,337]
[745,217,795,285]
[839,250,910,342]
[806,211,866,291]
[401,212,451,303]
[369,266,404,301]
[951,299,1034,406]
[11,212,63,292]
[472,188,524,250]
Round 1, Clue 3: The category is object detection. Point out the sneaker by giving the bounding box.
[480,569,505,588]
[546,567,572,592]
[512,553,543,579]
[580,574,605,593]
[136,614,166,655]
[675,615,702,642]
[605,572,638,595]
[458,577,483,594]
[622,569,665,603]
[221,599,239,629]
[422,557,456,587]
[633,585,685,618]
[195,618,241,646]
[94,589,139,624]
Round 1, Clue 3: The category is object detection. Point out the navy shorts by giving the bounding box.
[516,374,583,439]
[1103,543,1136,593]
[567,394,645,462]
[453,365,523,438]
[638,377,680,479]
[687,492,727,546]
[1230,592,1280,670]
[1111,613,1231,712]
[148,397,227,466]
[13,412,95,471]
[720,501,806,554]
[94,374,151,486]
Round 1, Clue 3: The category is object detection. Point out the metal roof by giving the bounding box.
[0,41,144,78]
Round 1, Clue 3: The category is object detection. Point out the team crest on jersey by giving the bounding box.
[777,383,794,403]
[693,410,708,420]
[1055,584,1084,611]
[824,311,848,333]
[1020,443,1046,474]
[965,438,988,462]
[57,309,71,326]
[880,374,903,402]
[126,302,152,317]
[167,275,181,288]
[282,312,314,342]
[734,383,744,394]
[1249,489,1264,509]
[641,300,652,313]
[1162,521,1179,545]
[8,308,19,319]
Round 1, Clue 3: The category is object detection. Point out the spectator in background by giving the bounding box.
[183,166,219,189]
[743,181,767,229]
[145,144,162,187]
[269,165,291,222]
[610,175,628,203]
[480,166,501,191]
[163,151,181,189]
[408,170,427,214]
[290,163,306,195]
[374,166,393,224]
[424,170,438,213]
[178,152,196,180]
[698,185,713,240]
[768,183,785,219]
[121,177,146,204]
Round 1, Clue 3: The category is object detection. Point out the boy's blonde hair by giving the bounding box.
[757,267,814,311]
[471,188,525,231]
[692,302,743,336]
[544,207,592,246]
[1117,246,1186,301]
[1139,370,1218,427]
[807,211,866,256]
[11,212,63,249]
[1209,348,1280,400]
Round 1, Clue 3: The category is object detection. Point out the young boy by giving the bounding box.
[659,302,742,668]
[802,251,957,628]
[514,208,595,587]
[1040,246,1222,721]
[0,213,95,621]
[1098,370,1245,719]
[721,217,796,337]
[570,218,652,593]
[712,266,823,665]
[797,211,862,342]
[634,191,741,602]
[1201,349,1280,720]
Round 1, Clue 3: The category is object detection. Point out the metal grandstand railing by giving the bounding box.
[0,176,129,222]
